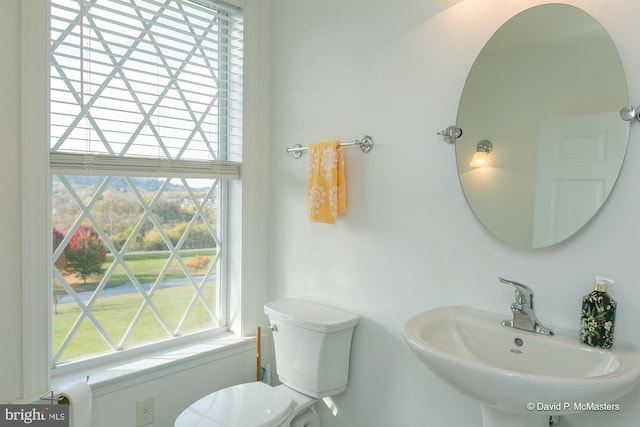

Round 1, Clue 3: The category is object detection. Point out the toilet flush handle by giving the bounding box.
[268,324,278,332]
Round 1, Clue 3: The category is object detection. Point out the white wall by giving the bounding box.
[0,0,25,404]
[267,0,640,426]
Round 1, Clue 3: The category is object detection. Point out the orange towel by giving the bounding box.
[307,140,346,223]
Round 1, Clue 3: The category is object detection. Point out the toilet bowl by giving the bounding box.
[175,299,359,427]
[174,382,319,427]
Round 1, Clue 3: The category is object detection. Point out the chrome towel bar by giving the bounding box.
[286,135,374,159]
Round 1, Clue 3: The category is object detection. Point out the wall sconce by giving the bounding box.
[469,140,492,167]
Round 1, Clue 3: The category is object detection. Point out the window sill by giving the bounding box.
[51,333,255,398]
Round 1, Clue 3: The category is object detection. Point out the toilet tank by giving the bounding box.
[264,299,359,398]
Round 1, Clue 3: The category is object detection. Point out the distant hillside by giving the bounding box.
[54,176,192,192]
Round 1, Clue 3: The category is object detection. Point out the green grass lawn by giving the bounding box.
[53,251,218,363]
[69,250,217,292]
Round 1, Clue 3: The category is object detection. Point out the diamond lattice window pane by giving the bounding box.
[55,315,113,364]
[50,0,241,365]
[124,306,172,348]
[52,175,221,362]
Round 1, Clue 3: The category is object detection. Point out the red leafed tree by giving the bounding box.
[52,227,67,314]
[62,224,107,285]
[187,255,211,275]
[53,227,66,270]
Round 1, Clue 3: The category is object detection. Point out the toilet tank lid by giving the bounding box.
[264,299,359,333]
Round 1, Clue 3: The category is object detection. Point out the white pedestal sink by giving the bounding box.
[402,306,640,427]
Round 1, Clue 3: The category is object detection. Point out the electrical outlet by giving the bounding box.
[136,398,155,426]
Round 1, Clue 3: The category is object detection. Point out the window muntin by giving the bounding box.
[50,0,242,366]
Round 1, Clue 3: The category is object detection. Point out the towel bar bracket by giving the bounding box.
[359,135,374,153]
[290,144,304,159]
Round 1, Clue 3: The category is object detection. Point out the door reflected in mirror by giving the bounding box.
[456,4,629,249]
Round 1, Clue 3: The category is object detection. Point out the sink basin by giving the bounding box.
[403,306,640,427]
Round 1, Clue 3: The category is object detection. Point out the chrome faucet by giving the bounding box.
[500,277,554,335]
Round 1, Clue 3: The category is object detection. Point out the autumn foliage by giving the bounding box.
[187,255,211,275]
[56,224,107,285]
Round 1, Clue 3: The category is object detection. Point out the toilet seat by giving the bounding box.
[175,382,295,427]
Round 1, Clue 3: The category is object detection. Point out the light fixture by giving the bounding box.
[469,140,493,167]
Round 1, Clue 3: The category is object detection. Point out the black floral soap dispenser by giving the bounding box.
[579,276,616,349]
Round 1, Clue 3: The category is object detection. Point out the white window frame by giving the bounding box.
[20,0,267,401]
[49,0,241,368]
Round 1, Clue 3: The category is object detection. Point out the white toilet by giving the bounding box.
[175,298,359,427]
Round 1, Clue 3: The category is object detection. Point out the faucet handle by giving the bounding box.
[499,277,534,307]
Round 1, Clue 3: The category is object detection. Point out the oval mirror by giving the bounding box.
[456,4,629,249]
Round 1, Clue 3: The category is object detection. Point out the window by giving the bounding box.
[49,0,243,366]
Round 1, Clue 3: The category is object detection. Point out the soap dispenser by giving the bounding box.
[579,276,616,349]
